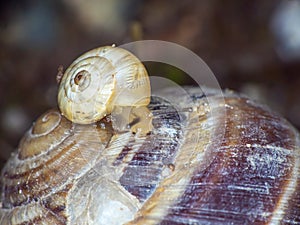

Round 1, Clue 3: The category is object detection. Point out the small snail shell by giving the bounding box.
[1,87,299,224]
[57,45,151,124]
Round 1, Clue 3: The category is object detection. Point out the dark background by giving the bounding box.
[1,0,300,168]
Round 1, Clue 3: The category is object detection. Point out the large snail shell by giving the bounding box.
[1,87,300,224]
[0,109,112,224]
[57,46,151,124]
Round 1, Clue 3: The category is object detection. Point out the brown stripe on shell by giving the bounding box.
[126,92,299,225]
[18,109,73,160]
[119,96,183,201]
[125,92,213,225]
[113,145,133,166]
[1,110,112,208]
[0,201,67,225]
[158,96,298,224]
[3,141,81,207]
[42,183,73,220]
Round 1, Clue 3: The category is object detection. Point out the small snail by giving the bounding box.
[57,45,152,135]
[0,86,299,224]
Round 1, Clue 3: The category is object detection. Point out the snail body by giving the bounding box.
[57,45,151,128]
[0,87,299,224]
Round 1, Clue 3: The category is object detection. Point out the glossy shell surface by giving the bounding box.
[1,87,299,225]
[57,46,151,124]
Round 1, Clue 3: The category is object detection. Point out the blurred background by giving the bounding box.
[1,0,300,169]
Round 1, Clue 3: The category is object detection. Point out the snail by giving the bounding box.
[57,45,152,135]
[0,86,299,224]
[0,45,299,224]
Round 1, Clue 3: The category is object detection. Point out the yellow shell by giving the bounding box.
[57,45,151,124]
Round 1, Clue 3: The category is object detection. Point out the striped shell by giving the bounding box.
[1,87,299,224]
[57,46,151,124]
